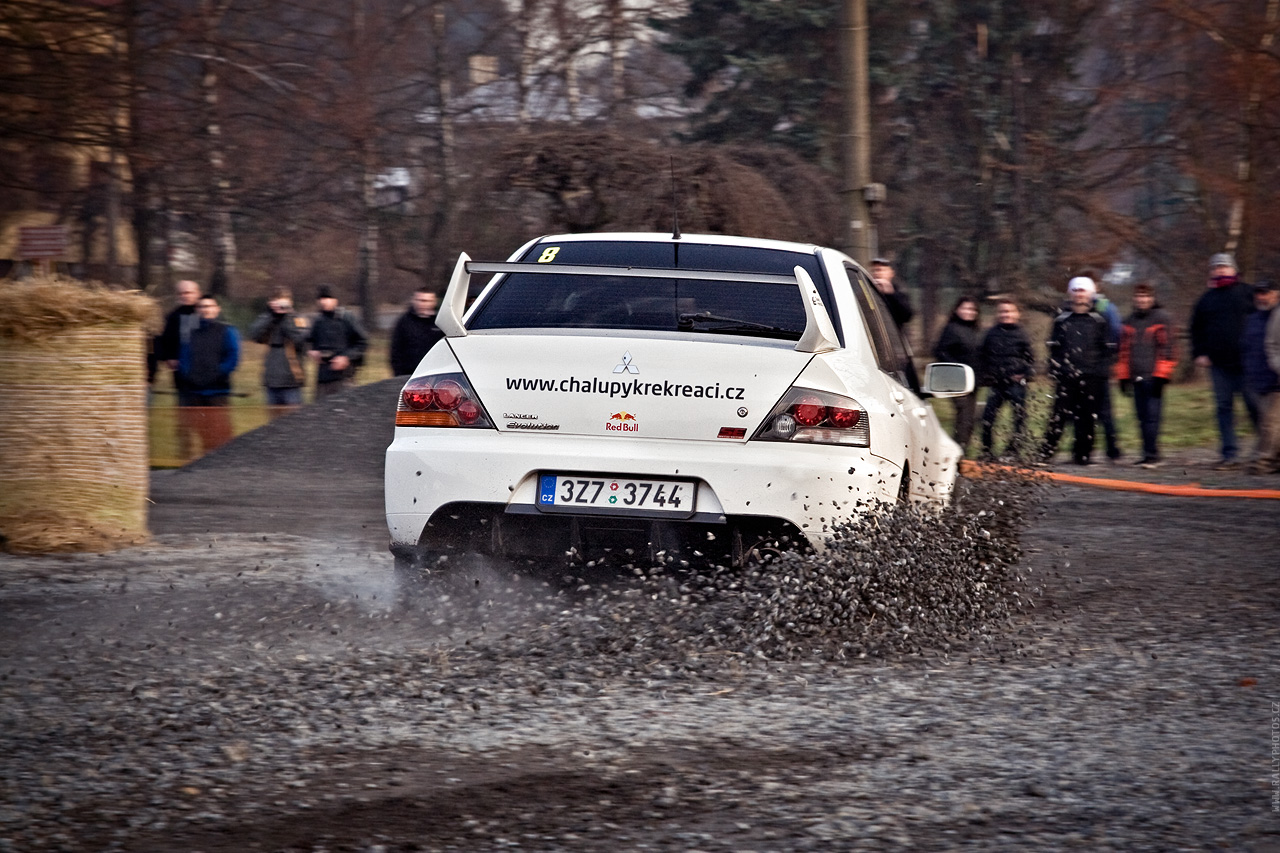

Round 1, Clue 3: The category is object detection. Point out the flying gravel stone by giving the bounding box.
[410,468,1047,671]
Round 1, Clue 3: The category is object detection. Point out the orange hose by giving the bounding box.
[959,460,1280,499]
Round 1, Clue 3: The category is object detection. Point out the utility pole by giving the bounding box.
[839,0,875,266]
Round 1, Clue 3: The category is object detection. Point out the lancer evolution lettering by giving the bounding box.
[385,232,974,569]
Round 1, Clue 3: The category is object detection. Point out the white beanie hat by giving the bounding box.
[1067,276,1096,295]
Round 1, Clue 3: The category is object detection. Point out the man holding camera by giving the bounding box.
[308,285,369,400]
[248,288,310,407]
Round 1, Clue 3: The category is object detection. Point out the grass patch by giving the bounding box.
[936,376,1230,457]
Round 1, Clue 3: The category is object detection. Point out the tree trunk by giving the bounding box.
[608,0,625,117]
[105,152,121,283]
[358,150,379,327]
[1010,52,1027,269]
[122,0,153,292]
[1235,0,1279,278]
[516,0,533,130]
[424,4,454,292]
[201,0,235,298]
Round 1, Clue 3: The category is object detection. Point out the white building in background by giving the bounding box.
[424,0,689,126]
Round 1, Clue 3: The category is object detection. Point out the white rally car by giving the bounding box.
[385,232,973,568]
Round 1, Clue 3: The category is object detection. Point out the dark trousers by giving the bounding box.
[981,382,1028,457]
[1097,380,1120,459]
[950,394,977,451]
[1132,378,1166,460]
[1209,366,1261,460]
[1042,375,1107,463]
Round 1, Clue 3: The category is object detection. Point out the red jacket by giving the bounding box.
[1115,306,1177,381]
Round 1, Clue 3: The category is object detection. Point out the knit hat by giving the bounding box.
[1067,276,1096,295]
[1133,282,1155,296]
[316,285,335,299]
[1209,253,1237,271]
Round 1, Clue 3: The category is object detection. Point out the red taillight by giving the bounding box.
[828,407,860,429]
[403,383,434,410]
[434,380,464,410]
[396,374,492,428]
[793,396,826,427]
[752,388,870,447]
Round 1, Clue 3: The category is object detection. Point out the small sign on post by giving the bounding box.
[18,225,68,275]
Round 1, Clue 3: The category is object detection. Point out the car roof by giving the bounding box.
[531,231,826,256]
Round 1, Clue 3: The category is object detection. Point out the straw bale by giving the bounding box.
[0,278,154,553]
[0,274,161,340]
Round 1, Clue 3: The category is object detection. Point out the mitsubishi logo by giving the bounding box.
[613,351,639,374]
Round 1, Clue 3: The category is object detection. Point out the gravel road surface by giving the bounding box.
[1,379,1277,852]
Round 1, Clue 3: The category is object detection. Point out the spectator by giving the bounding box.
[390,287,444,376]
[178,294,240,453]
[1262,289,1280,474]
[248,288,309,409]
[932,295,982,451]
[181,295,240,404]
[1059,272,1123,462]
[308,285,368,400]
[1189,252,1260,469]
[154,279,202,403]
[868,257,914,328]
[1244,280,1280,474]
[1116,283,1178,468]
[978,298,1035,460]
[1040,276,1116,466]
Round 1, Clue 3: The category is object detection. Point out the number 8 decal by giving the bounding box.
[537,246,560,263]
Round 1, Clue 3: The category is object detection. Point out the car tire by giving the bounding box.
[897,465,911,504]
[730,526,787,568]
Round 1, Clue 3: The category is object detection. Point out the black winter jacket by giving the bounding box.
[389,310,445,376]
[978,323,1035,387]
[880,289,914,328]
[1047,310,1115,380]
[1190,279,1254,373]
[155,304,199,391]
[309,309,369,384]
[180,319,239,396]
[932,318,981,368]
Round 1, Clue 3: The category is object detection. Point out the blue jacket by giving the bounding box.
[1094,295,1122,344]
[1243,307,1279,393]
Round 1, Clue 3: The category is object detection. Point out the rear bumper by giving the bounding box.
[385,428,906,550]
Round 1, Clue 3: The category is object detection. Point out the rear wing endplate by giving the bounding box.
[436,255,840,353]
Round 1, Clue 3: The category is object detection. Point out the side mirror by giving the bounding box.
[923,363,975,397]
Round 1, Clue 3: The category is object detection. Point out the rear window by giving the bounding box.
[467,240,840,343]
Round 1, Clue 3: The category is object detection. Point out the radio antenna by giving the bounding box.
[670,156,681,241]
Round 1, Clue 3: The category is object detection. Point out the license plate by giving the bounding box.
[537,474,696,517]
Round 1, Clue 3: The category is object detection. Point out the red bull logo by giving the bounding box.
[606,411,639,432]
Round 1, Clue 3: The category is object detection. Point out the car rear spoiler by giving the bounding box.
[436,254,840,354]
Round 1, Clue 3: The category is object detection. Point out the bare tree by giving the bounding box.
[1068,0,1280,299]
